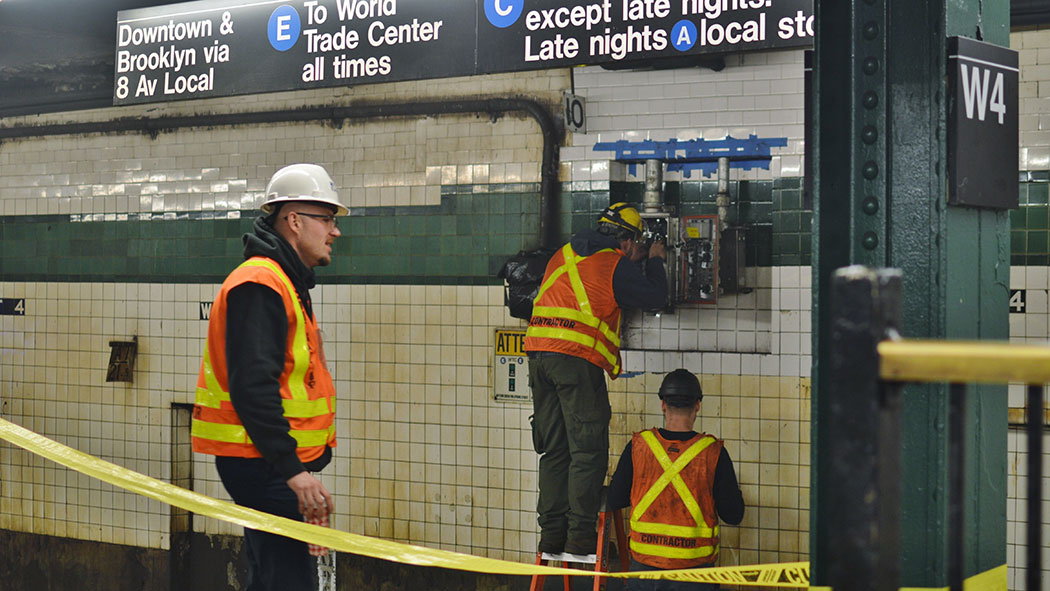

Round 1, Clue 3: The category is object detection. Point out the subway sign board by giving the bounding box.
[114,0,813,105]
[947,36,1019,209]
[114,0,477,104]
[477,0,813,73]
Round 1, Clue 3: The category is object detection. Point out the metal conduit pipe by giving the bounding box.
[715,156,730,232]
[0,97,564,248]
[642,158,663,213]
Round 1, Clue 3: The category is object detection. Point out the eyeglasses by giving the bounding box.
[288,212,338,228]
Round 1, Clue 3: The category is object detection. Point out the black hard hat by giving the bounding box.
[658,369,702,407]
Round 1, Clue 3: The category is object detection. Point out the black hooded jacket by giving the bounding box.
[223,216,332,480]
[568,228,668,310]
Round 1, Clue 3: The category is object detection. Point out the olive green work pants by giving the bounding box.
[528,353,611,551]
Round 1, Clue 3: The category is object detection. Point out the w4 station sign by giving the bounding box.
[947,36,1019,209]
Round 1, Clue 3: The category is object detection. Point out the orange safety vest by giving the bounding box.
[191,257,336,463]
[523,243,624,377]
[629,428,723,569]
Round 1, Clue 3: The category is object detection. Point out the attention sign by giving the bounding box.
[494,329,530,403]
[115,0,813,105]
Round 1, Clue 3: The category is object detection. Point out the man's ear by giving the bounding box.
[284,211,303,233]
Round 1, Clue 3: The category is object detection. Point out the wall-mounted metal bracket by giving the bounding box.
[106,337,138,383]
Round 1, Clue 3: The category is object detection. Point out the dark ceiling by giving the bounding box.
[1,0,1048,117]
[0,1,165,115]
[0,1,162,67]
[1013,0,1050,27]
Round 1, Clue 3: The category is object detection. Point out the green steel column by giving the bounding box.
[812,0,1010,587]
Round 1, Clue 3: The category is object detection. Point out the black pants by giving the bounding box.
[529,353,611,553]
[215,456,316,591]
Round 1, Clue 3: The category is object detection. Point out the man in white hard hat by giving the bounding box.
[191,163,347,590]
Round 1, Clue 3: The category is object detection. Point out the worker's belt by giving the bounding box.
[527,351,568,359]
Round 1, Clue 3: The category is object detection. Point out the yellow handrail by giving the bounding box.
[879,339,1050,384]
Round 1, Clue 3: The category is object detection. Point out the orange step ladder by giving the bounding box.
[529,504,630,591]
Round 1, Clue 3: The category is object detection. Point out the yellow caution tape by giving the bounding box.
[0,416,808,583]
[0,417,1008,589]
[0,418,566,577]
[628,561,809,587]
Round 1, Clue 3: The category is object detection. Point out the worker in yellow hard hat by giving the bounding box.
[524,202,668,558]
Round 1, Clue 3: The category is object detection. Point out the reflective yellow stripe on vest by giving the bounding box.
[630,539,716,560]
[194,259,326,415]
[530,244,621,372]
[195,346,225,409]
[192,422,334,447]
[631,431,719,540]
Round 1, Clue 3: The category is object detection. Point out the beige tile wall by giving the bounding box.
[0,27,1045,584]
[1009,28,1050,591]
[0,45,815,571]
[0,70,569,560]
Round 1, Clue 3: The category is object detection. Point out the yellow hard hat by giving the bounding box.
[597,202,645,238]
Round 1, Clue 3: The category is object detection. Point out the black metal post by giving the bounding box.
[877,381,902,591]
[1027,384,1044,591]
[947,383,966,591]
[827,266,902,591]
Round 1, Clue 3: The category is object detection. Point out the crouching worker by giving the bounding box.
[608,369,745,590]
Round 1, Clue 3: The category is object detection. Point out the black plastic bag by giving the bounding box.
[497,247,556,320]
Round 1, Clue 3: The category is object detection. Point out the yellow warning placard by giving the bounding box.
[494,329,529,402]
[495,328,527,356]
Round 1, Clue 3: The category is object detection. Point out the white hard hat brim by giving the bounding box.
[261,196,349,217]
[263,163,349,216]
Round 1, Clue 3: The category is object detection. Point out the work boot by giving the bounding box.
[564,534,598,556]
[538,534,565,554]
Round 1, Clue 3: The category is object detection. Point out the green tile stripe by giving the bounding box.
[0,189,539,285]
[9,173,1050,286]
[0,177,846,286]
[1012,177,1049,266]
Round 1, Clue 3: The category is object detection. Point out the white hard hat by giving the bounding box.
[262,163,348,216]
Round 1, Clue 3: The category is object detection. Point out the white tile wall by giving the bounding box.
[0,54,813,570]
[0,25,1047,585]
[1006,267,1050,589]
[1018,29,1050,172]
[567,50,805,184]
[565,52,812,565]
[1012,29,1050,588]
[0,70,568,563]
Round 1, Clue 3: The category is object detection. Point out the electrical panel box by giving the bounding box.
[681,215,718,304]
[640,211,677,310]
[719,226,747,294]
